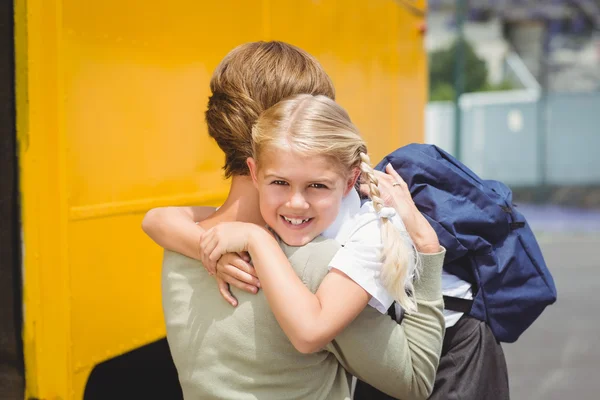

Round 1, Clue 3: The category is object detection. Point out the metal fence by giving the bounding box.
[425,90,600,186]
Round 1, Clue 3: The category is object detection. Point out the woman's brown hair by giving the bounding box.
[206,41,335,177]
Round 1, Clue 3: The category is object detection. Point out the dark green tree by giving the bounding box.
[429,39,489,101]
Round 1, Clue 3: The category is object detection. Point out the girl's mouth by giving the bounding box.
[281,215,313,228]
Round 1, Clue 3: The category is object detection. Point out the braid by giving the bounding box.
[360,153,385,215]
[359,152,418,313]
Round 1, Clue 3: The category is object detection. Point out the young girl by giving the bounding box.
[181,93,440,353]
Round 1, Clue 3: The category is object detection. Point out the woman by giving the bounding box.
[147,41,445,399]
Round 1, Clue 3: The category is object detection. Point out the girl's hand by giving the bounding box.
[214,252,261,307]
[361,164,440,254]
[198,222,257,273]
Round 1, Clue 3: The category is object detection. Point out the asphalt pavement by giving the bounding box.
[503,205,600,400]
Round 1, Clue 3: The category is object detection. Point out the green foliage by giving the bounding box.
[479,79,516,92]
[428,40,514,102]
[430,83,455,102]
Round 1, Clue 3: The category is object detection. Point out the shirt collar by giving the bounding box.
[322,189,361,239]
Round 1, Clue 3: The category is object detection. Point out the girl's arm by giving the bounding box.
[142,206,216,260]
[251,234,371,353]
[360,164,440,253]
[143,206,260,305]
[201,222,372,354]
[326,247,446,400]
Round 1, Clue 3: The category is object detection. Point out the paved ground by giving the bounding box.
[503,205,600,400]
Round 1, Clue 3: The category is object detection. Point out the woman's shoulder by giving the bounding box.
[279,236,341,265]
[161,250,209,283]
[162,249,201,267]
[280,236,342,292]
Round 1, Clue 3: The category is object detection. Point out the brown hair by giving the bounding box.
[206,41,335,177]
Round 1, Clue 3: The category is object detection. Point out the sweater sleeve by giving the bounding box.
[325,247,446,400]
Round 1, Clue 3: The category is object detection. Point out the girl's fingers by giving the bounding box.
[232,257,259,279]
[209,243,225,265]
[202,245,217,274]
[197,232,212,275]
[238,252,251,263]
[374,170,392,182]
[199,230,212,259]
[385,162,397,176]
[216,277,238,307]
[220,271,259,294]
[386,164,408,187]
[220,261,260,288]
[201,230,222,273]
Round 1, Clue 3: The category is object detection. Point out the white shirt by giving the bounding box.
[323,189,472,328]
[322,189,416,316]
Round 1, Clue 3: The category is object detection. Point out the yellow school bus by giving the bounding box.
[1,0,427,398]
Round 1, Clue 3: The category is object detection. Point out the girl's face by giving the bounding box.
[248,149,357,246]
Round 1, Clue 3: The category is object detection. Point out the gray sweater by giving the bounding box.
[162,236,445,400]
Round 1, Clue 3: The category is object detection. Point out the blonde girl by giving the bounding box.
[196,94,440,352]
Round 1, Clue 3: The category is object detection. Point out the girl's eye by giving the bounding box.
[271,180,288,186]
[309,183,328,189]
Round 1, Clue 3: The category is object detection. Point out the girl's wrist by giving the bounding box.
[247,224,275,254]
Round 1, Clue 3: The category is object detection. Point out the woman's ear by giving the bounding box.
[247,157,259,188]
[344,168,361,196]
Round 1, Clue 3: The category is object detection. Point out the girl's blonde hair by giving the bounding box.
[252,94,419,313]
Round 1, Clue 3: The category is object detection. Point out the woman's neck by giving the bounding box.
[213,175,265,226]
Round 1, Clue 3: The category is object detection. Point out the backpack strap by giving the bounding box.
[443,296,473,314]
[389,297,473,321]
[387,302,405,323]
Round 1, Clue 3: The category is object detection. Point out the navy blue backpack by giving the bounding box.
[375,144,557,343]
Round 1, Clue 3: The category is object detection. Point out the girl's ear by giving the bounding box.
[344,167,361,196]
[247,157,259,188]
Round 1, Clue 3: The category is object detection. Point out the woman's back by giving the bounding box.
[161,237,354,400]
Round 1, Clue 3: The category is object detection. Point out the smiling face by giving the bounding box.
[248,149,356,246]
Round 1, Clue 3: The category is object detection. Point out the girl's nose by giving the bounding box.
[288,191,309,210]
